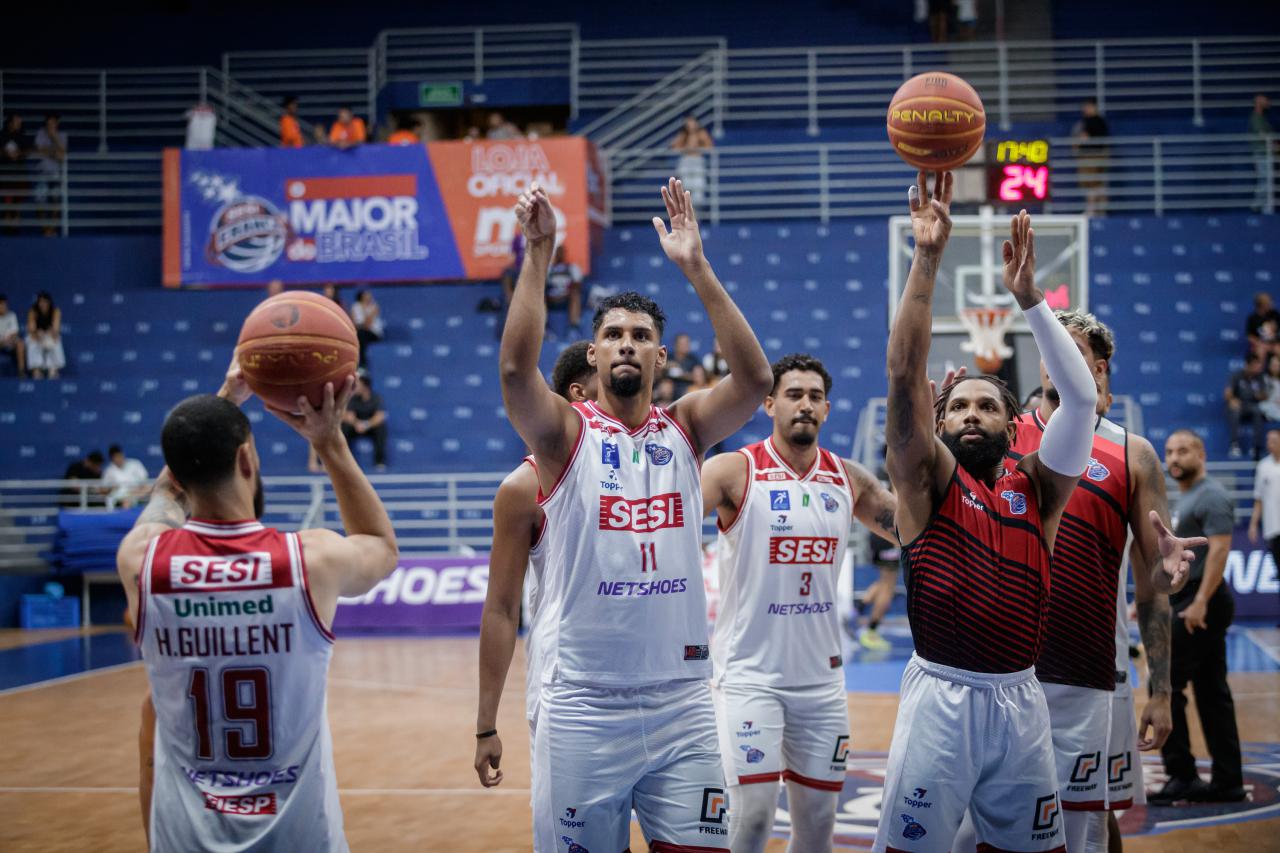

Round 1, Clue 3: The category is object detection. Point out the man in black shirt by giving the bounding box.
[1225,351,1270,459]
[61,449,104,506]
[342,372,388,470]
[1245,291,1280,358]
[1073,100,1110,216]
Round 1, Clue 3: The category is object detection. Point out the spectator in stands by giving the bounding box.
[702,336,729,384]
[33,114,66,237]
[101,444,150,509]
[184,102,216,150]
[25,291,64,379]
[1246,291,1280,358]
[351,289,384,366]
[686,363,713,394]
[280,96,304,148]
[1153,429,1245,805]
[1248,430,1280,572]
[343,371,388,471]
[663,332,700,398]
[926,0,950,41]
[545,244,583,335]
[387,117,419,145]
[1073,100,1110,216]
[61,449,104,507]
[954,0,977,40]
[485,112,522,140]
[0,294,25,376]
[1,113,29,230]
[1022,385,1044,412]
[1261,354,1280,422]
[653,376,676,407]
[670,115,713,205]
[1225,351,1269,459]
[266,279,284,298]
[321,283,343,309]
[329,107,367,150]
[1250,93,1274,213]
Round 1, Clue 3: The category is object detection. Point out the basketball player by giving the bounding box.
[875,178,1100,853]
[475,341,597,792]
[499,178,772,852]
[953,314,1202,852]
[701,352,898,853]
[117,362,398,852]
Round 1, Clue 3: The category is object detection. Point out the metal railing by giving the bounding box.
[576,37,726,117]
[0,152,162,234]
[603,132,1278,224]
[223,49,376,129]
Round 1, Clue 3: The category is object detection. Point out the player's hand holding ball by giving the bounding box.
[515,182,556,245]
[266,375,357,451]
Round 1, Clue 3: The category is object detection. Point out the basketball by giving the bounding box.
[887,71,986,171]
[236,291,359,413]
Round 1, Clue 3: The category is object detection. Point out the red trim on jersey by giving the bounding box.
[536,405,588,506]
[1108,798,1133,810]
[1062,799,1107,811]
[659,405,701,470]
[522,457,549,550]
[585,400,653,437]
[781,769,843,791]
[717,447,755,535]
[293,533,336,644]
[737,770,782,785]
[648,842,729,853]
[976,845,1065,853]
[765,436,820,481]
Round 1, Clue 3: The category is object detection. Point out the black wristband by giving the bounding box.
[476,729,498,740]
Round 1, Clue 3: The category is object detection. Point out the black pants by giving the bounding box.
[342,422,387,466]
[1160,584,1243,788]
[1226,401,1265,455]
[356,329,381,366]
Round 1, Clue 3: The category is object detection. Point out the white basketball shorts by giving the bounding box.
[532,678,729,853]
[711,679,849,792]
[1040,681,1114,811]
[1107,675,1145,808]
[873,654,1064,853]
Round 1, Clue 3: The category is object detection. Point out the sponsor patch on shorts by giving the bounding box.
[684,644,709,660]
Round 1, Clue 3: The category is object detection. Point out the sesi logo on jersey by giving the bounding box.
[598,493,686,532]
[171,553,274,590]
[768,536,840,565]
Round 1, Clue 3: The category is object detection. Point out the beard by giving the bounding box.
[1045,386,1061,404]
[941,427,1010,478]
[1168,464,1197,482]
[789,420,818,446]
[609,368,644,398]
[253,470,265,519]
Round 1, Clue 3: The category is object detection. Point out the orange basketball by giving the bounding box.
[887,71,986,171]
[236,291,359,414]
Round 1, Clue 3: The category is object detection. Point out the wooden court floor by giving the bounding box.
[1,630,1277,852]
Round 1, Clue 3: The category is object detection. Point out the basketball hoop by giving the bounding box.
[959,307,1015,374]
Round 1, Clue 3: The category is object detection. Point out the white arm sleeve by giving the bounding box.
[1025,299,1097,477]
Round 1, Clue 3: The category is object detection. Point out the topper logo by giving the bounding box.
[768,537,839,565]
[598,493,685,533]
[171,553,273,590]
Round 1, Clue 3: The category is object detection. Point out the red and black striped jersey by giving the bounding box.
[1010,410,1130,691]
[902,462,1051,674]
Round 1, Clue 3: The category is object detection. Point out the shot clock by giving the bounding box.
[986,139,1052,203]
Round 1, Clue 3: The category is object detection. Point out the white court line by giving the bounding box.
[0,786,532,797]
[0,660,142,697]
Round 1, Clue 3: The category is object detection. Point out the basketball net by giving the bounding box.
[959,307,1015,374]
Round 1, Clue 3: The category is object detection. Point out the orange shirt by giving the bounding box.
[329,117,367,145]
[280,114,303,148]
[387,129,419,145]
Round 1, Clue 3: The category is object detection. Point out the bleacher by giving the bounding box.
[2,213,1274,483]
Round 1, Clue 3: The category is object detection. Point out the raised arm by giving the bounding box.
[498,183,580,482]
[657,178,773,455]
[474,466,541,787]
[1004,210,1097,543]
[282,379,399,620]
[842,458,898,543]
[885,171,955,542]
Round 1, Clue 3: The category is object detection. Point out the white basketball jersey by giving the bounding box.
[137,519,346,853]
[713,438,854,687]
[536,400,709,685]
[522,457,550,722]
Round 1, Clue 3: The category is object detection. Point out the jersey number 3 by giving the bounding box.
[188,666,273,761]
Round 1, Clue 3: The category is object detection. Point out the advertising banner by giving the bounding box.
[162,137,604,287]
[1225,529,1279,619]
[332,556,489,634]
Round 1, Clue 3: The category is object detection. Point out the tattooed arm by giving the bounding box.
[885,171,956,544]
[843,459,899,543]
[115,467,190,624]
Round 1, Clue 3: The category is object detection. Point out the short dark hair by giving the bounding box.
[1247,350,1264,365]
[108,444,122,457]
[1166,428,1204,451]
[161,395,251,491]
[283,95,298,107]
[1022,386,1044,409]
[771,353,832,395]
[43,112,60,122]
[591,291,666,339]
[551,341,593,399]
[0,293,7,303]
[86,450,104,465]
[934,375,1021,425]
